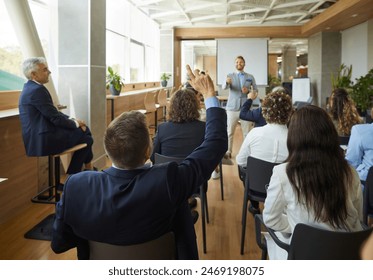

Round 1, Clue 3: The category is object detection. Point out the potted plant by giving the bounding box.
[266,74,281,94]
[160,72,172,87]
[106,66,125,96]
[350,68,373,115]
[331,63,353,91]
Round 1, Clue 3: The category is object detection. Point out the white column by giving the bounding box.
[4,0,60,105]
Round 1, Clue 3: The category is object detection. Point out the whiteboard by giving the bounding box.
[217,38,268,86]
[292,78,311,103]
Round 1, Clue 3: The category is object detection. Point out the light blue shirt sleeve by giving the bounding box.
[204,96,220,109]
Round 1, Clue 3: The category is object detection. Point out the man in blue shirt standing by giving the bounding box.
[222,55,258,160]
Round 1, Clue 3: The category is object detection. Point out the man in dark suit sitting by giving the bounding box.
[51,66,227,259]
[18,57,94,173]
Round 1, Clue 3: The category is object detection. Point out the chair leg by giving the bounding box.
[240,185,250,255]
[204,182,209,224]
[54,156,62,201]
[219,161,224,200]
[261,248,268,260]
[154,111,158,133]
[31,156,60,204]
[200,185,207,253]
[48,155,54,198]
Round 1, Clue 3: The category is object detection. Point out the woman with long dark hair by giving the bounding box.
[263,105,363,259]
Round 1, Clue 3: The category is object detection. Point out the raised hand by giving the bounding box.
[186,65,215,99]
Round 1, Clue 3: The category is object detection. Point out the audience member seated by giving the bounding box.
[51,65,227,260]
[236,89,293,215]
[346,108,373,183]
[328,88,362,136]
[150,88,206,222]
[263,105,363,260]
[18,57,94,173]
[239,86,290,127]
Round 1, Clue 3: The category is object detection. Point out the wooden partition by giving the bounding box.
[0,115,38,224]
[0,91,49,224]
[0,90,21,110]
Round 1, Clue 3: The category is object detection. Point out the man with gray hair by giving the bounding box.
[19,57,94,173]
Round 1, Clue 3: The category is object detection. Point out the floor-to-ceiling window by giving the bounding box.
[1,0,160,91]
[0,0,52,89]
[106,0,159,83]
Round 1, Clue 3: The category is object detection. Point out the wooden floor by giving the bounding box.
[0,125,262,260]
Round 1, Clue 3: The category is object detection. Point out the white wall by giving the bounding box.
[342,22,369,81]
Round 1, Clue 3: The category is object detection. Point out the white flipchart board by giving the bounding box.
[217,38,268,86]
[292,78,311,103]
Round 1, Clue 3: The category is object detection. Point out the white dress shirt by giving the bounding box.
[236,123,288,167]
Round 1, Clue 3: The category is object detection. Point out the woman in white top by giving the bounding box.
[263,105,363,259]
[236,88,293,213]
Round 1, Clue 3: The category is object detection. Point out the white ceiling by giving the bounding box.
[130,0,337,28]
[129,0,337,55]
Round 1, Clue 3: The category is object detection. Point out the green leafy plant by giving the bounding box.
[266,74,281,94]
[331,64,353,90]
[351,68,373,112]
[160,72,172,81]
[106,66,125,91]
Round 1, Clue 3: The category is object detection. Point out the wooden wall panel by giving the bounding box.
[0,116,38,225]
[0,91,20,110]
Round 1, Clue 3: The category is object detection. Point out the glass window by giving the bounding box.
[0,0,23,81]
[106,0,159,83]
[106,31,127,80]
[130,41,144,82]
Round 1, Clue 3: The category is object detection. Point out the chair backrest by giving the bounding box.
[144,90,158,112]
[89,232,176,260]
[245,157,279,202]
[157,88,168,107]
[154,153,183,164]
[363,166,373,225]
[338,135,350,146]
[288,223,373,260]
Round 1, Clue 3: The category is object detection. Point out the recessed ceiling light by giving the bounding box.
[351,14,358,17]
[325,27,331,30]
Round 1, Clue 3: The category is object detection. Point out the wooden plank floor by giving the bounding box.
[0,125,261,260]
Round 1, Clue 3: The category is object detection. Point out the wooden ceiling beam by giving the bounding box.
[174,26,304,39]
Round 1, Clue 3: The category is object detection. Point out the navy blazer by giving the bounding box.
[150,120,205,163]
[239,98,266,127]
[19,80,78,156]
[51,107,227,259]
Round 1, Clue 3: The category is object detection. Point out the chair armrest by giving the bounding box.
[255,214,290,252]
[237,165,246,182]
[254,214,267,251]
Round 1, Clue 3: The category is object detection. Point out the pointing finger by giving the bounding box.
[186,65,195,81]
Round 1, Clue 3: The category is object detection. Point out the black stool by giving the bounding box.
[31,143,88,204]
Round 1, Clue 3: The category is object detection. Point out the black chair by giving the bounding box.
[154,153,209,253]
[239,157,279,255]
[255,214,373,260]
[363,166,373,225]
[338,135,350,146]
[89,232,176,260]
